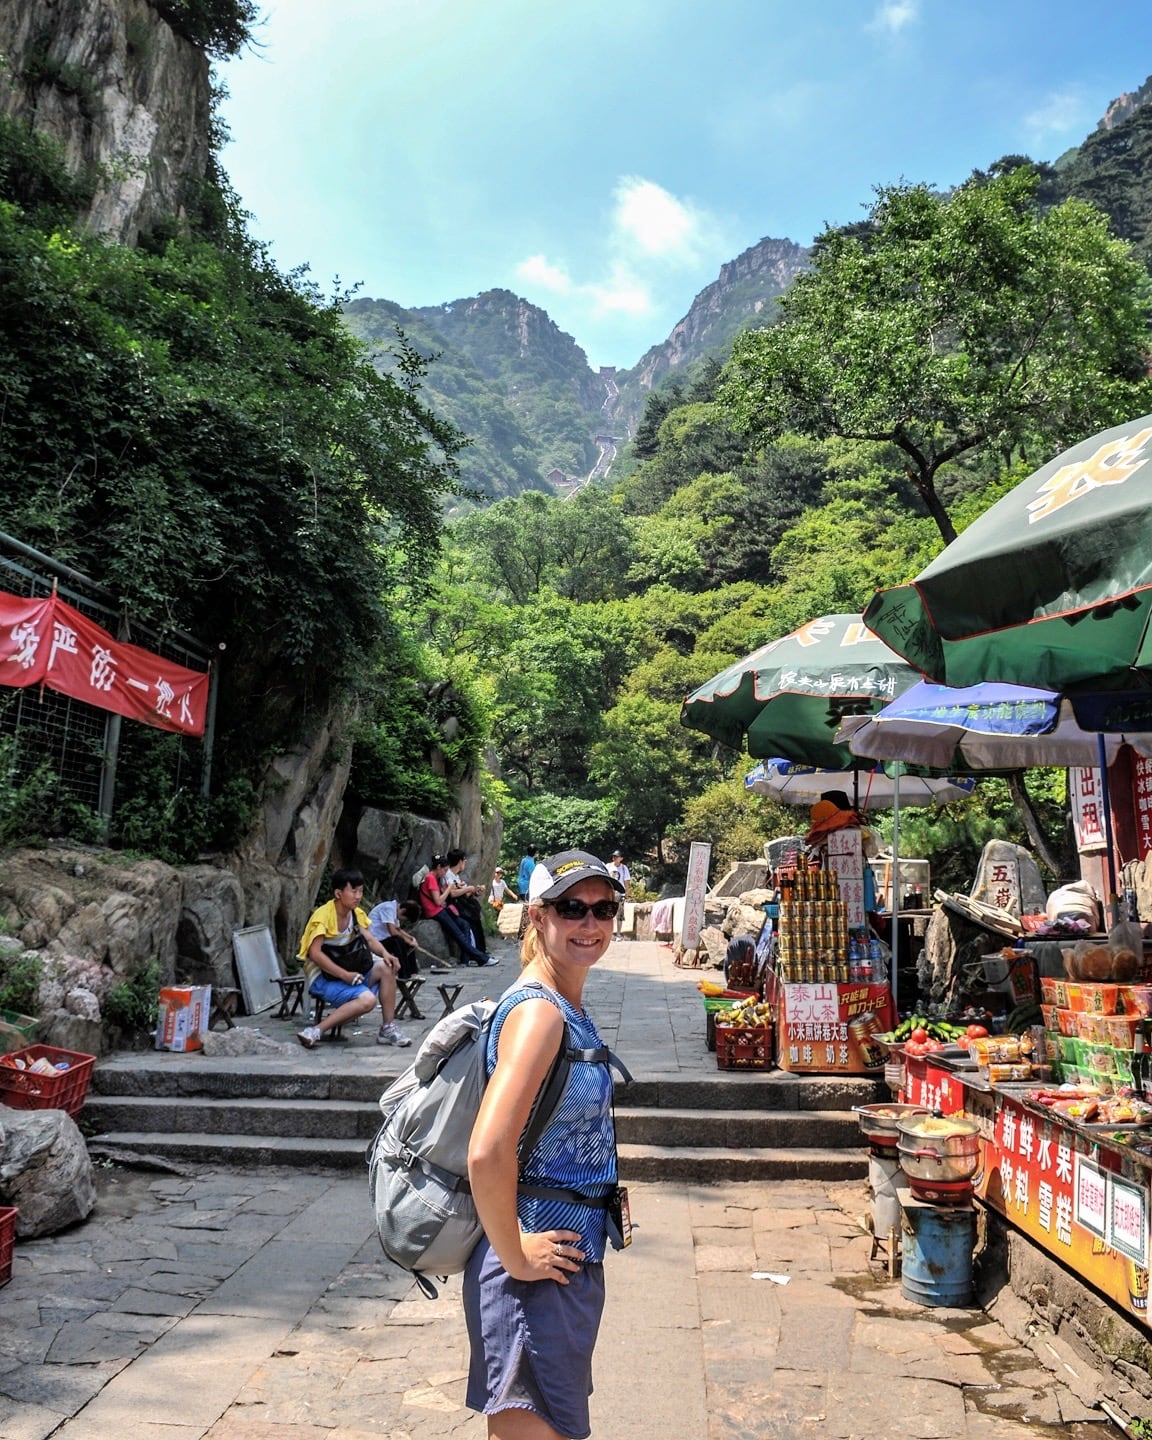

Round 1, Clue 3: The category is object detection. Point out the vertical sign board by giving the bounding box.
[679,841,712,951]
[826,827,865,928]
[1071,767,1109,852]
[1133,754,1152,863]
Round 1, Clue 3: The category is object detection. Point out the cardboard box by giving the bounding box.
[156,986,212,1051]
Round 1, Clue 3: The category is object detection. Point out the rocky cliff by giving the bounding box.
[1097,74,1152,132]
[611,235,811,433]
[0,0,212,243]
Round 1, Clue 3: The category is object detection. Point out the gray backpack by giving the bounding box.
[367,981,629,1297]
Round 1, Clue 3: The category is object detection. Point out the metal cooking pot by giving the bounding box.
[852,1103,933,1148]
[895,1116,981,1184]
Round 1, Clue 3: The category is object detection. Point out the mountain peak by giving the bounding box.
[1097,74,1152,132]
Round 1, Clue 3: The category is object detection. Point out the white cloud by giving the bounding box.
[1023,86,1091,143]
[586,263,654,317]
[515,254,573,294]
[612,177,709,263]
[512,176,730,343]
[870,1,918,34]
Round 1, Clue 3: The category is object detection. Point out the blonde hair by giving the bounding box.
[520,907,545,968]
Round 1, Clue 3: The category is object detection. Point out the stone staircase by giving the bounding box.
[83,1060,883,1181]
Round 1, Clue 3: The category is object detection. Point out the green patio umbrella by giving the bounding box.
[863,413,1152,692]
[680,613,922,769]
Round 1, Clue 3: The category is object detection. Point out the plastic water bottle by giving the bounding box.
[848,934,863,982]
[868,936,887,986]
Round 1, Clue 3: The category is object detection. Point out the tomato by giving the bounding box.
[966,1024,989,1039]
[904,1040,926,1056]
[910,1026,929,1044]
[924,1037,944,1051]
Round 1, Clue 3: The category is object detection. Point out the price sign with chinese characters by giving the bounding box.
[776,982,894,1073]
[1132,755,1152,864]
[975,1091,1152,1325]
[1109,1173,1150,1268]
[826,827,866,928]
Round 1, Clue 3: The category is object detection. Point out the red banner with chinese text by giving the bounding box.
[976,1090,1150,1324]
[0,590,208,737]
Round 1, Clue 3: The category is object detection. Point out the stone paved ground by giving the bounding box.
[0,1164,1109,1440]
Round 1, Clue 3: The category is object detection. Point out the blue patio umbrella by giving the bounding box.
[838,681,1152,917]
[836,681,1152,770]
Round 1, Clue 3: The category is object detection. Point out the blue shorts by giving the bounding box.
[308,973,378,1009]
[463,1236,605,1439]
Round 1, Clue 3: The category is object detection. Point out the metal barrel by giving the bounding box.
[900,1203,976,1307]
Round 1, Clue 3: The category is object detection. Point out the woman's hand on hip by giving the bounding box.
[516,1229,585,1285]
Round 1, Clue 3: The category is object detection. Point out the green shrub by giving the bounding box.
[102,958,161,1037]
[0,951,43,1014]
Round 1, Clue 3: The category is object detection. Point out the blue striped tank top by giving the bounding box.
[486,982,617,1263]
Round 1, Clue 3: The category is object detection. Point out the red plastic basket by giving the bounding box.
[715,1022,774,1071]
[0,1207,15,1287]
[0,1045,96,1117]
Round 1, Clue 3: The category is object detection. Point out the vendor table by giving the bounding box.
[900,1051,1152,1326]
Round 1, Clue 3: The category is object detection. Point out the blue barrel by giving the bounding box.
[901,1203,975,1307]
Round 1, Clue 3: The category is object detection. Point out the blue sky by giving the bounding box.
[220,0,1152,369]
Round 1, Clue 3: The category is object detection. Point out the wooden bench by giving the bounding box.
[395,977,425,1020]
[437,983,463,1016]
[209,987,242,1030]
[273,975,306,1020]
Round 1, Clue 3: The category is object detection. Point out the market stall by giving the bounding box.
[893,972,1152,1329]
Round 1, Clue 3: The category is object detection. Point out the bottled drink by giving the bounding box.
[848,933,863,982]
[868,935,887,986]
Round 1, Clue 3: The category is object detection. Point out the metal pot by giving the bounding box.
[895,1116,981,1184]
[852,1103,933,1149]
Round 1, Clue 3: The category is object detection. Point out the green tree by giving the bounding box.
[721,168,1152,543]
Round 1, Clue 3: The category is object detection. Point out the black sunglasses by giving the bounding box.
[545,897,620,921]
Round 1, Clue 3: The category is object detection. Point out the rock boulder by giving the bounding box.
[0,1107,96,1237]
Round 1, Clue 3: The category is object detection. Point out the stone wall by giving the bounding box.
[0,0,213,244]
[0,726,503,1050]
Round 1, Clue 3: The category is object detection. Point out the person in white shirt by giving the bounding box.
[367,897,422,977]
[607,850,631,937]
[488,866,517,909]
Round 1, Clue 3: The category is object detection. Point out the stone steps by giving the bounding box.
[84,1095,863,1152]
[617,1143,867,1183]
[614,1106,861,1149]
[84,1057,883,1178]
[84,1094,382,1142]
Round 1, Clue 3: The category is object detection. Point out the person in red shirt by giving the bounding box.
[419,855,498,967]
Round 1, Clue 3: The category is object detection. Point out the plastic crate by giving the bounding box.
[0,1207,15,1287]
[715,1022,774,1071]
[0,1011,39,1057]
[0,1045,96,1117]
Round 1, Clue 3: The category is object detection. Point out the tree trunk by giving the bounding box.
[1006,770,1061,879]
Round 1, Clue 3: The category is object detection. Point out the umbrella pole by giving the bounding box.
[1096,733,1120,926]
[890,763,901,1014]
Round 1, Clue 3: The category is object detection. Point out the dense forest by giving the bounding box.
[4,11,1152,898]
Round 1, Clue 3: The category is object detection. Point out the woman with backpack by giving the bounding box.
[464,849,627,1440]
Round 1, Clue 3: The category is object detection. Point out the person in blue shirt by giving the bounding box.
[465,849,626,1440]
[516,846,539,940]
[517,845,538,898]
